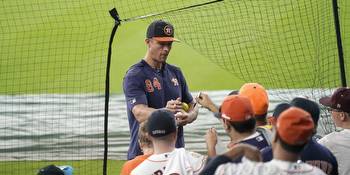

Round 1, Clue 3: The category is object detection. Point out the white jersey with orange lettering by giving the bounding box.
[215,157,326,175]
[131,148,207,175]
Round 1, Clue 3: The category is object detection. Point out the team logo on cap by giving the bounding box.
[152,130,166,135]
[164,25,173,36]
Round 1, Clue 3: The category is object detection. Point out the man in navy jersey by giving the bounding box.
[123,20,199,160]
[261,98,338,175]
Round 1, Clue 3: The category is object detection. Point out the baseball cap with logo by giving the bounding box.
[277,107,314,145]
[319,87,350,113]
[37,165,64,175]
[239,83,269,117]
[147,110,177,137]
[146,20,179,42]
[220,95,254,122]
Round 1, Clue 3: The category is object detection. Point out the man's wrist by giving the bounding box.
[189,113,197,123]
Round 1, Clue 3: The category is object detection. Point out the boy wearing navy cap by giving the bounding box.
[131,110,206,175]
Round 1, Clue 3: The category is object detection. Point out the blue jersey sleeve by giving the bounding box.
[123,73,148,111]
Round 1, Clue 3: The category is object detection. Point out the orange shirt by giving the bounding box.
[120,154,150,175]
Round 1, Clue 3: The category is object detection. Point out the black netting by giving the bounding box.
[1,0,348,174]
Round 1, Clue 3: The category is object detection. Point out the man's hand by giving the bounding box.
[196,92,219,113]
[165,97,183,113]
[175,110,193,126]
[166,98,198,126]
[205,128,218,157]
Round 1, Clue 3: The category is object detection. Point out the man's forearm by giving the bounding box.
[207,145,217,158]
[199,155,232,175]
[132,104,157,123]
[188,103,199,123]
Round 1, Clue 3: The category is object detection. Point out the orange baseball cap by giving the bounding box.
[276,107,314,145]
[239,83,269,116]
[220,95,254,122]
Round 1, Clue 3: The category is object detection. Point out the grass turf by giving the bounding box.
[0,160,125,175]
[0,1,349,175]
[0,1,244,95]
[0,1,349,95]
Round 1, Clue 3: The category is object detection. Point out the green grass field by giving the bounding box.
[0,160,125,175]
[0,1,244,174]
[0,0,349,175]
[0,1,245,95]
[1,1,349,94]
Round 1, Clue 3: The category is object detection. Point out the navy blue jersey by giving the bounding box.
[261,146,273,162]
[231,132,270,163]
[261,138,338,175]
[240,132,270,151]
[123,59,193,160]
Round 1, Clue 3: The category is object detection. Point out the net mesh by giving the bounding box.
[0,0,112,174]
[0,0,349,174]
[117,0,348,134]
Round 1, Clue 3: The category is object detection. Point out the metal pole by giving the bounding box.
[332,0,347,87]
[103,8,121,175]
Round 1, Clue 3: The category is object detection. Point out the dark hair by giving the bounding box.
[230,118,256,133]
[255,113,267,122]
[277,134,306,154]
[291,97,320,125]
[228,90,239,96]
[154,132,176,142]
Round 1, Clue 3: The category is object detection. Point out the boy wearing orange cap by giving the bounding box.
[239,83,272,144]
[200,107,326,175]
[239,83,269,126]
[261,98,338,175]
[205,95,269,159]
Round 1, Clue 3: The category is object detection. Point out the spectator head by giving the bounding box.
[220,95,256,134]
[239,83,269,124]
[291,97,320,128]
[275,107,314,153]
[268,103,291,126]
[320,87,350,127]
[138,121,153,150]
[147,110,177,142]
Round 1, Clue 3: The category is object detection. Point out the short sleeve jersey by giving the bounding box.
[231,132,270,163]
[120,154,150,175]
[261,138,338,175]
[319,129,350,175]
[131,148,206,175]
[123,59,193,160]
[215,158,326,175]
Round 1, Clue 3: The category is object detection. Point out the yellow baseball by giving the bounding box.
[182,102,189,112]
